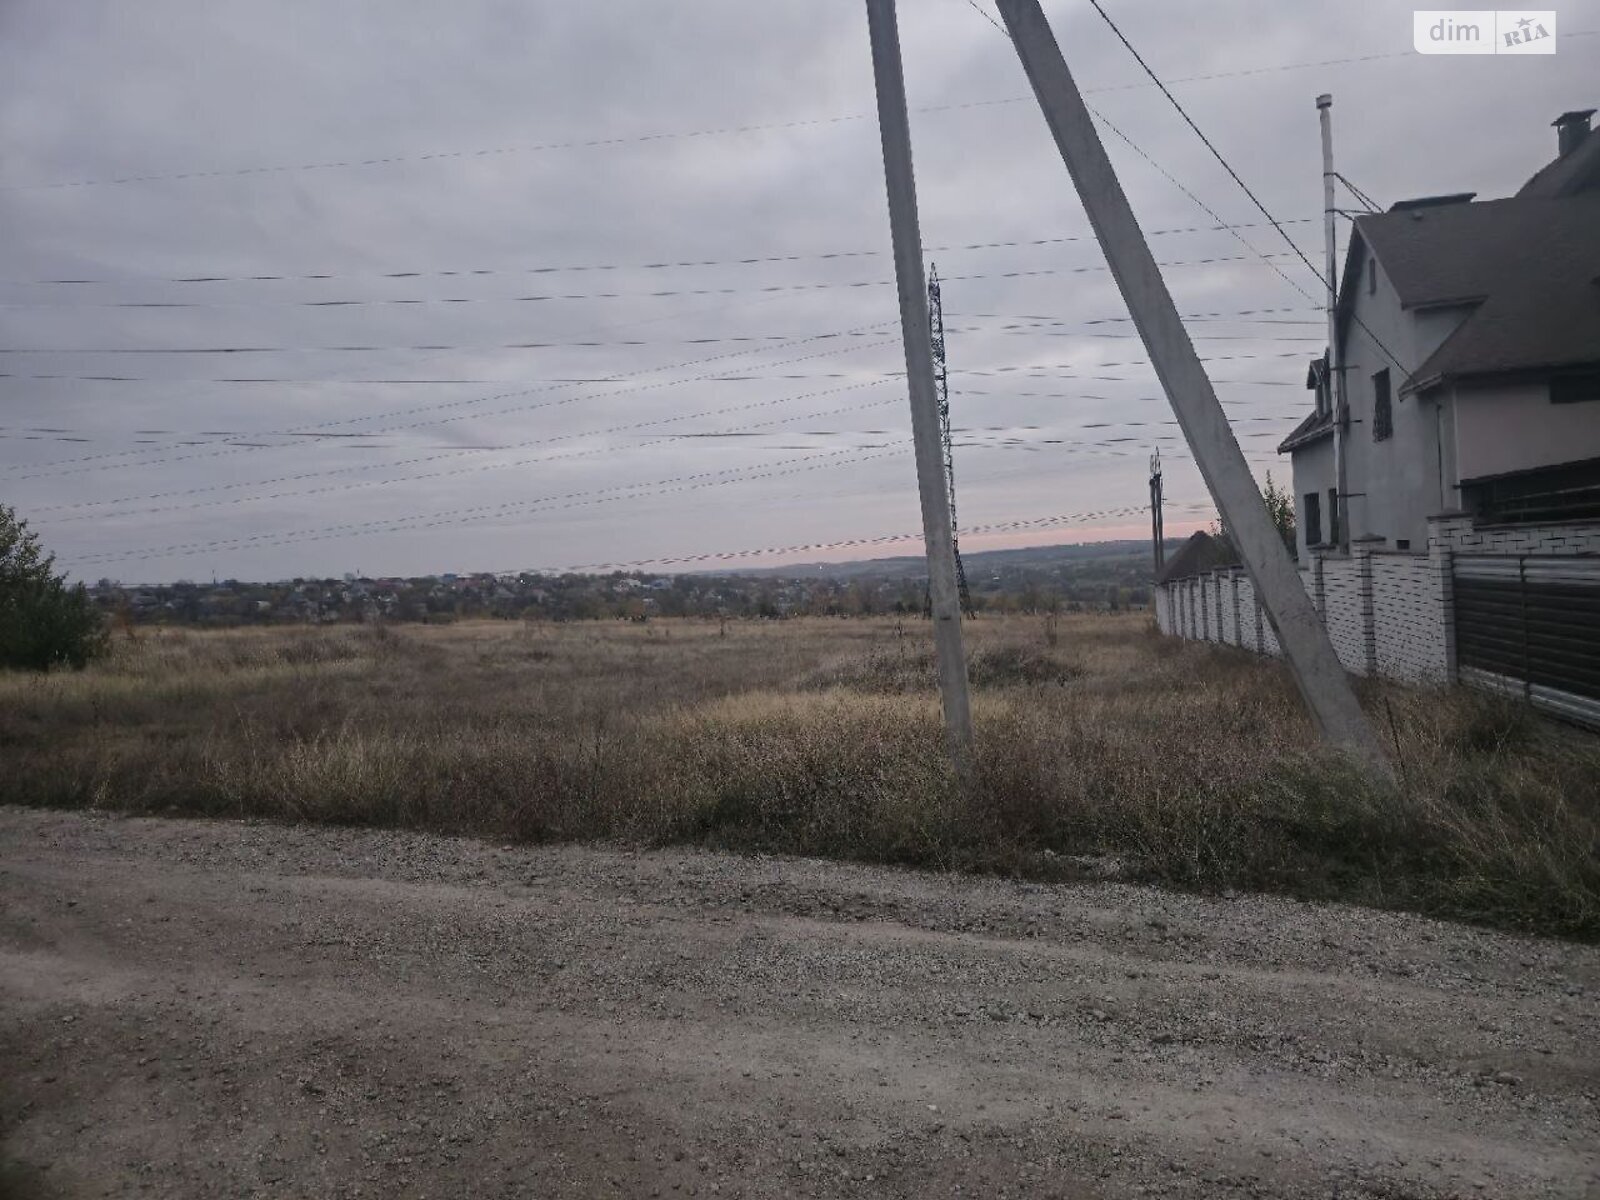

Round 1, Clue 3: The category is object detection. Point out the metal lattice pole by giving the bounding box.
[928,264,975,617]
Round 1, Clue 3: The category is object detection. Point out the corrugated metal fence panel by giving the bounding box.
[1454,554,1600,728]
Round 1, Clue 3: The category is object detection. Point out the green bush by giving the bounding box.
[0,504,107,671]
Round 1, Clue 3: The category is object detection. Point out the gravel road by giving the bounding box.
[1,807,1596,1199]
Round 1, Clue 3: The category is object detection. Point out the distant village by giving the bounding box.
[86,551,1153,626]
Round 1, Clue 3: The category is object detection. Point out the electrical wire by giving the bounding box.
[0,253,1301,311]
[15,321,903,476]
[36,401,1303,522]
[7,32,1524,193]
[67,444,914,566]
[538,501,1198,573]
[1083,0,1417,378]
[63,432,1248,568]
[1334,172,1382,214]
[1,220,1318,290]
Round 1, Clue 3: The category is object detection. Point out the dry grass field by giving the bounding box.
[2,613,1597,936]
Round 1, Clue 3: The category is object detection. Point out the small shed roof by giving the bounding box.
[1156,530,1240,584]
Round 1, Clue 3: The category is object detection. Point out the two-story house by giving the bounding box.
[1279,108,1600,565]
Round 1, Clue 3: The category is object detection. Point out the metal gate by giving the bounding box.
[1453,554,1600,727]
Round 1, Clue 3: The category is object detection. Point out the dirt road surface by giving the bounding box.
[1,808,1596,1199]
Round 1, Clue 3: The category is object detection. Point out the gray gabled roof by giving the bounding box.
[1276,406,1333,454]
[1345,191,1600,393]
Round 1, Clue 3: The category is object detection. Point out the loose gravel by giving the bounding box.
[1,807,1596,1198]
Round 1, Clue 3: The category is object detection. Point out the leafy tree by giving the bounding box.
[1262,471,1297,552]
[1206,472,1295,561]
[0,504,107,671]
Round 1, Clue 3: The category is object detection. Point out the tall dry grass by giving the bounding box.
[2,615,1596,936]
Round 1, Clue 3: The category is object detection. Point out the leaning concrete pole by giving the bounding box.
[995,0,1391,775]
[864,0,975,771]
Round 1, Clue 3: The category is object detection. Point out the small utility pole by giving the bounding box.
[995,0,1390,776]
[1148,449,1165,573]
[1318,94,1350,551]
[864,0,974,770]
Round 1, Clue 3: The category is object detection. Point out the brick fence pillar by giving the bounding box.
[1428,514,1462,682]
[1353,537,1380,677]
[1228,568,1241,647]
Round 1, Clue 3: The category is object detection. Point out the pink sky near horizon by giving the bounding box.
[734,515,1212,574]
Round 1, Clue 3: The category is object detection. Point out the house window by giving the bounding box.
[1327,488,1340,546]
[1372,368,1392,441]
[1366,257,1376,295]
[1551,371,1600,404]
[1303,491,1323,546]
[1463,457,1600,524]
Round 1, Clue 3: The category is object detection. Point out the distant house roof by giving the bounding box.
[1340,191,1600,394]
[1156,530,1240,584]
[1276,407,1333,454]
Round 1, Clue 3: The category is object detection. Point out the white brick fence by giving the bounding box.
[1153,514,1600,686]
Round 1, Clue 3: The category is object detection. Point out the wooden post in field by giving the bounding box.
[994,0,1391,777]
[863,0,975,774]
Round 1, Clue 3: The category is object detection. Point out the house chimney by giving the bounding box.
[1554,109,1595,157]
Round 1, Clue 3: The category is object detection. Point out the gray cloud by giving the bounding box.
[2,0,1591,581]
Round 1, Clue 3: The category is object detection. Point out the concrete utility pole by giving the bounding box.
[1318,94,1350,551]
[995,0,1391,775]
[1148,449,1165,573]
[864,0,974,770]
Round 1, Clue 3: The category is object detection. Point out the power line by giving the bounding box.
[67,444,913,566]
[0,310,1325,360]
[15,321,903,476]
[6,35,1516,194]
[953,306,1320,325]
[1086,0,1352,279]
[958,0,1323,315]
[1,375,505,384]
[1084,0,1416,378]
[0,253,1301,311]
[0,330,1319,357]
[39,380,904,521]
[1334,172,1382,214]
[10,325,1310,475]
[0,330,901,355]
[0,350,1306,380]
[61,428,1254,569]
[537,501,1199,574]
[39,406,1291,524]
[0,220,1317,290]
[1088,106,1322,310]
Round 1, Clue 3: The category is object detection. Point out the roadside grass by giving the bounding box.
[2,614,1596,937]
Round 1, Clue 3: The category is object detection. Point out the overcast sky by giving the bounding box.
[1,1,1591,582]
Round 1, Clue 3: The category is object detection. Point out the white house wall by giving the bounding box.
[1339,268,1469,550]
[1453,379,1600,483]
[1292,437,1335,565]
[1289,243,1475,555]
